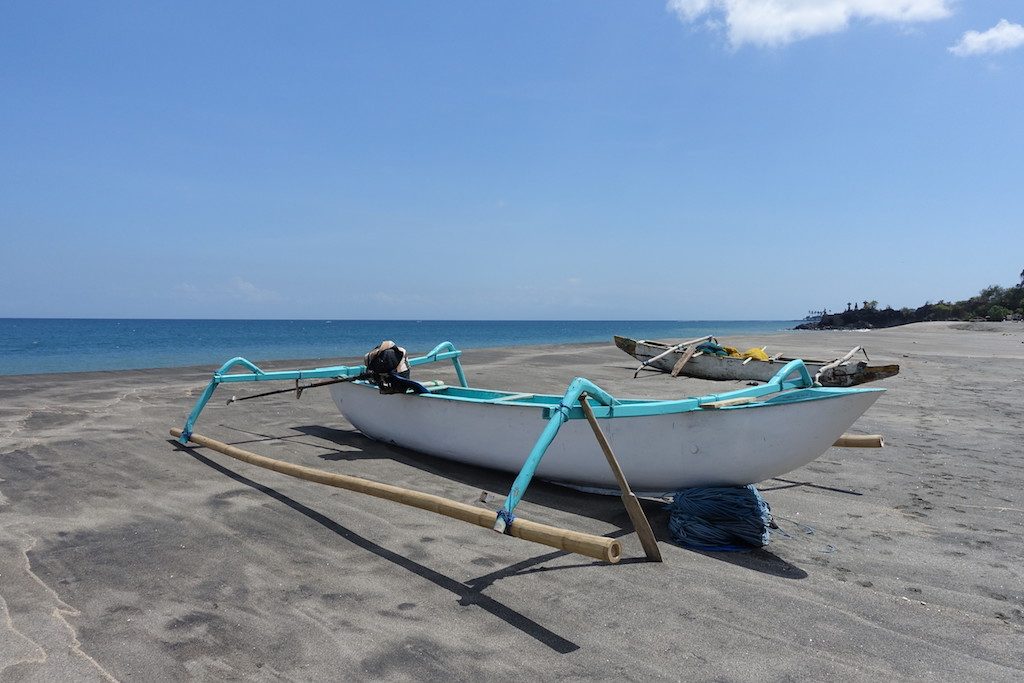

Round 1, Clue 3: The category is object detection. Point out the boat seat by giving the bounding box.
[494,392,535,403]
[699,396,760,409]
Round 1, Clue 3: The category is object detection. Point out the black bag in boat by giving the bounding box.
[363,341,426,395]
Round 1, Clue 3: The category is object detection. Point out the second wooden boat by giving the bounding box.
[614,335,899,387]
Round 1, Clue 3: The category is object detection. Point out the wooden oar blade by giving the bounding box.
[579,396,662,562]
[670,345,699,377]
[622,492,662,561]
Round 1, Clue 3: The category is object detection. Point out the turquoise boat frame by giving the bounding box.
[178,341,467,444]
[178,341,830,536]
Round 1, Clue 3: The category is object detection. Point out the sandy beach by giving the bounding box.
[1,321,1022,680]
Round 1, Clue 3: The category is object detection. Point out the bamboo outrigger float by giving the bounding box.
[170,426,622,562]
[174,341,883,561]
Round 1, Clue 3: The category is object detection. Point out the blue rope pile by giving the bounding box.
[667,485,773,551]
[695,341,729,356]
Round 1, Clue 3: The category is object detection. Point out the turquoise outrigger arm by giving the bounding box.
[539,357,815,419]
[177,341,467,444]
[493,377,619,533]
[494,358,816,533]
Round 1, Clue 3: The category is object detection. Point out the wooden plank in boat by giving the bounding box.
[699,396,761,409]
[494,392,535,402]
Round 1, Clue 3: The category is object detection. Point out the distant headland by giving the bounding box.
[797,271,1024,330]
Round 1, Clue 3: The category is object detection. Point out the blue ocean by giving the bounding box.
[0,319,799,376]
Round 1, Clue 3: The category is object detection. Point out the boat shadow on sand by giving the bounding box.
[203,422,809,582]
[170,440,586,653]
[170,422,811,652]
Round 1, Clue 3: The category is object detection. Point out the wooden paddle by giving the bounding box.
[579,396,662,562]
[669,344,700,377]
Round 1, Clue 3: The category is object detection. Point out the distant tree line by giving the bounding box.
[798,270,1024,330]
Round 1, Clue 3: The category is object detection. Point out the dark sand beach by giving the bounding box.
[2,321,1023,680]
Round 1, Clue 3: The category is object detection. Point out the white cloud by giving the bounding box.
[949,19,1024,56]
[667,0,952,47]
[173,282,200,299]
[171,278,284,307]
[370,291,403,305]
[226,276,283,304]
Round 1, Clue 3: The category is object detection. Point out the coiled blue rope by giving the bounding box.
[667,485,773,551]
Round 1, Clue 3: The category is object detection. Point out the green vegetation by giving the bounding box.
[801,272,1024,330]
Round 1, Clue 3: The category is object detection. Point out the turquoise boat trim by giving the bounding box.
[403,359,880,417]
[414,384,881,418]
[420,341,468,388]
[539,357,815,419]
[495,358,825,531]
[177,341,467,444]
[217,357,264,375]
[494,377,620,532]
[775,357,813,388]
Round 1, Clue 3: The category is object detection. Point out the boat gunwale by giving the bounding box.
[347,379,883,419]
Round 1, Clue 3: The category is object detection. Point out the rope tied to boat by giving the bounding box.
[495,508,516,532]
[666,485,774,551]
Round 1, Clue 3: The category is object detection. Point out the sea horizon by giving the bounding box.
[0,316,796,322]
[0,318,800,376]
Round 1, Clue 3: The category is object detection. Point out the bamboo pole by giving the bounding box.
[226,376,360,405]
[170,428,621,563]
[832,433,884,448]
[579,398,662,562]
[814,346,864,384]
[634,335,712,378]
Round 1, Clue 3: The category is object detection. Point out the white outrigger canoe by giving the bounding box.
[177,343,883,513]
[330,376,880,495]
[615,335,899,387]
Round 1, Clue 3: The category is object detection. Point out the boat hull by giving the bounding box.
[615,336,899,387]
[330,382,881,495]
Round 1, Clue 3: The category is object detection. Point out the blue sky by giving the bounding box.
[1,1,1022,320]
